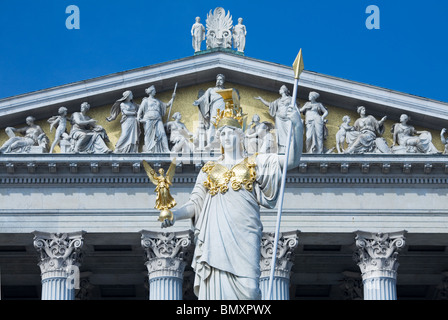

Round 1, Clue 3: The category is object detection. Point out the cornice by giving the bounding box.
[1,153,448,186]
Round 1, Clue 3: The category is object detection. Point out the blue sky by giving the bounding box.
[0,0,447,102]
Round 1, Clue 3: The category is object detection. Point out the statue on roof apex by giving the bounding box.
[233,18,246,53]
[191,17,205,53]
[206,7,233,50]
[0,116,49,154]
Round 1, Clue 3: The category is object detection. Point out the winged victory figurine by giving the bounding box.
[142,158,177,222]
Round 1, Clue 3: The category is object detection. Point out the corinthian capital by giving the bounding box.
[140,230,193,279]
[354,231,406,279]
[260,230,299,278]
[33,231,85,280]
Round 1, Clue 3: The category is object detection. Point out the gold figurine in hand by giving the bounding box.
[142,158,177,222]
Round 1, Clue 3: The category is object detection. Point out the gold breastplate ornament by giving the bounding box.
[202,154,258,196]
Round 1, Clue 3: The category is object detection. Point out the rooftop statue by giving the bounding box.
[205,7,233,50]
[69,102,111,154]
[161,88,304,300]
[299,91,329,154]
[233,18,246,53]
[391,114,439,154]
[191,17,205,52]
[344,106,389,154]
[254,85,297,154]
[48,106,70,153]
[137,85,175,154]
[107,90,140,153]
[0,116,49,154]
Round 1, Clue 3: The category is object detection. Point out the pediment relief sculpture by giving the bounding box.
[0,79,446,156]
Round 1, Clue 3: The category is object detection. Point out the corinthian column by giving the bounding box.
[259,230,299,300]
[354,231,406,300]
[140,230,193,300]
[33,231,85,300]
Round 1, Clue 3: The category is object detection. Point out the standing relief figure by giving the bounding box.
[191,16,205,52]
[299,91,329,154]
[48,106,70,153]
[205,7,233,49]
[254,85,297,154]
[233,18,246,53]
[193,74,226,149]
[106,90,140,153]
[137,85,174,154]
[335,115,355,154]
[0,116,50,154]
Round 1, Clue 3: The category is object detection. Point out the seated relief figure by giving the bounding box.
[137,85,174,154]
[245,116,277,155]
[69,102,111,154]
[299,91,329,154]
[0,116,50,154]
[344,106,390,154]
[391,114,439,154]
[165,112,194,153]
[254,85,297,154]
[106,90,140,153]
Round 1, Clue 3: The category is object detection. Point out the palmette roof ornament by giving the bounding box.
[206,7,233,50]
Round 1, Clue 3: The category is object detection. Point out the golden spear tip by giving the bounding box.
[293,49,304,79]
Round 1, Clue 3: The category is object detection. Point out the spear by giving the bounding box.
[267,49,304,300]
[167,82,178,121]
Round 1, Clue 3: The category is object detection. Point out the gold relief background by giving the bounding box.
[0,82,444,153]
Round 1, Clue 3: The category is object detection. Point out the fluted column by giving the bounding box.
[33,231,85,300]
[259,231,299,300]
[141,230,192,300]
[354,231,406,300]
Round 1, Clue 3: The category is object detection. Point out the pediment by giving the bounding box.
[1,50,448,154]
